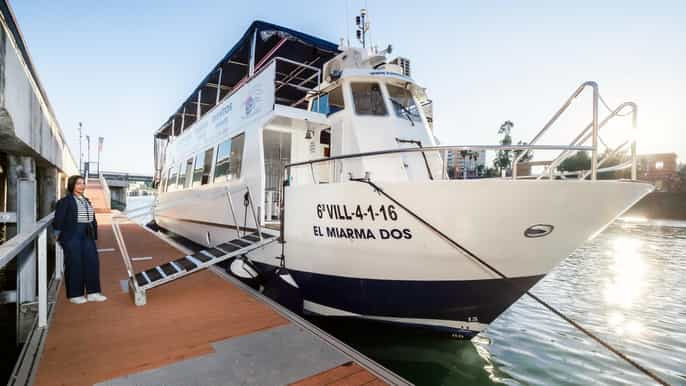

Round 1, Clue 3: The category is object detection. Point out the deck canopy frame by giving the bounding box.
[154,20,339,140]
[153,21,339,185]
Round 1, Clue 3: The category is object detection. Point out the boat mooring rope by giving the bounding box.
[351,177,671,386]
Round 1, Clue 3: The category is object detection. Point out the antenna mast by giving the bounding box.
[355,9,370,48]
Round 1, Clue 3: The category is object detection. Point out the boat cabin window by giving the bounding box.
[387,84,422,122]
[312,86,345,115]
[351,82,387,116]
[192,148,214,187]
[214,133,245,183]
[320,130,330,145]
[178,158,193,189]
[166,166,177,192]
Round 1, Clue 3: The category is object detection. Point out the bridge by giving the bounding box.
[85,170,155,209]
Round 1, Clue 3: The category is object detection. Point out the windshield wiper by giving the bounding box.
[390,98,415,126]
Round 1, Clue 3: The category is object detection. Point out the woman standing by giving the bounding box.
[53,175,107,304]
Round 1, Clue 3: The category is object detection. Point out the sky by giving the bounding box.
[11,0,686,174]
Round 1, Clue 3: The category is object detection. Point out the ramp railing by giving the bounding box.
[0,212,62,329]
[113,184,265,305]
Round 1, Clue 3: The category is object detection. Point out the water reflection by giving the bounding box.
[604,237,646,308]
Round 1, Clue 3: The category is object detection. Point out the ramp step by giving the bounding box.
[192,251,213,263]
[259,232,275,239]
[145,267,163,282]
[174,257,197,271]
[134,272,149,287]
[206,248,226,258]
[132,234,278,295]
[217,243,241,253]
[160,263,179,276]
[230,239,252,248]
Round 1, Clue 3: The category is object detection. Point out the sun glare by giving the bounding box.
[603,238,646,308]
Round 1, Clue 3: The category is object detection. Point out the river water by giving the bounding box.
[128,195,686,385]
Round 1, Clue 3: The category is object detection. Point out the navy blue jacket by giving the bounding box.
[53,194,98,242]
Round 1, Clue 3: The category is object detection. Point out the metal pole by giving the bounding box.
[55,242,63,280]
[216,67,223,105]
[37,228,47,328]
[97,136,103,177]
[245,186,262,239]
[196,90,202,119]
[249,29,257,77]
[591,82,599,180]
[631,104,638,181]
[171,119,176,141]
[86,135,91,178]
[513,81,595,179]
[181,107,186,133]
[225,189,241,239]
[78,122,83,175]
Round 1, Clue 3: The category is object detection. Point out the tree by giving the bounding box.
[597,149,631,179]
[494,121,513,174]
[460,150,469,179]
[514,140,533,163]
[559,151,591,172]
[469,151,480,177]
[476,164,485,177]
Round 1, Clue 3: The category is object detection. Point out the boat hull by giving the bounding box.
[245,179,653,335]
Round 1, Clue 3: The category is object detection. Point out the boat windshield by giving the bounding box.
[387,83,421,124]
[351,82,388,116]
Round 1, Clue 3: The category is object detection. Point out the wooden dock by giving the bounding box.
[24,181,404,386]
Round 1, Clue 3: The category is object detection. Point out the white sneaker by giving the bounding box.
[69,296,87,304]
[87,293,107,302]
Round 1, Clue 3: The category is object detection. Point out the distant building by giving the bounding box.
[638,153,679,191]
[446,149,486,178]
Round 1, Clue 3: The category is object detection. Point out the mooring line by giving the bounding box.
[351,177,671,386]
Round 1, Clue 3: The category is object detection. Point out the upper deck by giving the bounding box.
[153,21,340,182]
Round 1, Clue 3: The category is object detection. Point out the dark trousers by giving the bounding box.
[61,223,101,298]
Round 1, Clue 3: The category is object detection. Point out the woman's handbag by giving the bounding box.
[86,223,96,240]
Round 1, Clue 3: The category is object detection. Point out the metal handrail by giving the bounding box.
[98,173,112,210]
[0,213,54,269]
[537,102,637,180]
[512,81,599,180]
[285,144,593,170]
[0,212,60,329]
[110,215,139,293]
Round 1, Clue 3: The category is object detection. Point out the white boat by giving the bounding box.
[152,20,652,337]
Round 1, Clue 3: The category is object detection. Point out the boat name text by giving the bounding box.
[316,204,398,221]
[313,226,412,240]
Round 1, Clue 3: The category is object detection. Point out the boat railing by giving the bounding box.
[284,143,598,186]
[533,102,637,180]
[511,81,638,181]
[283,81,638,184]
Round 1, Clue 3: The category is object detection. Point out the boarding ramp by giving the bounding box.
[113,186,275,306]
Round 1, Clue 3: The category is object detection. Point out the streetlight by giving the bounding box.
[97,137,104,176]
[78,122,83,174]
[85,135,90,178]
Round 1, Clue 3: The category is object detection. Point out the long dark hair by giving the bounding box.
[66,175,84,194]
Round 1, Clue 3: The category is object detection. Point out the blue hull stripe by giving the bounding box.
[287,269,544,325]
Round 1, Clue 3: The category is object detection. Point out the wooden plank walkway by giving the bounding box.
[292,363,387,386]
[32,181,387,386]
